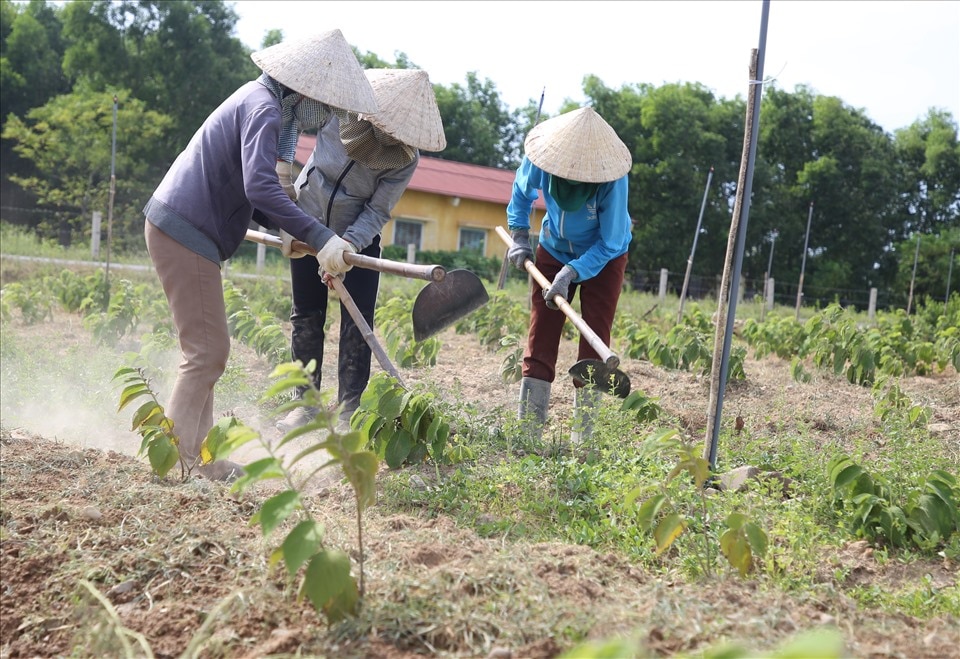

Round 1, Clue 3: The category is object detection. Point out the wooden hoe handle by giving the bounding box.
[495,225,620,369]
[244,229,445,282]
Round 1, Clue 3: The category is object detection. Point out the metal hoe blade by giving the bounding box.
[412,269,490,342]
[568,359,631,399]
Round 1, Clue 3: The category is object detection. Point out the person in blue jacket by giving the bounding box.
[504,106,633,445]
[142,30,377,480]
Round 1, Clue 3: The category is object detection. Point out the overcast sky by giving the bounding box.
[229,0,960,134]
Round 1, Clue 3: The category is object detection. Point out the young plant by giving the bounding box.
[1,281,55,325]
[455,290,529,349]
[350,371,450,468]
[223,279,289,364]
[620,389,662,424]
[497,334,523,384]
[828,455,958,553]
[83,278,146,345]
[871,376,931,429]
[204,361,379,624]
[628,428,767,577]
[46,269,109,314]
[375,295,441,367]
[112,366,181,479]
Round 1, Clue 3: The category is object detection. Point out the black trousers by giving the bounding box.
[288,235,381,415]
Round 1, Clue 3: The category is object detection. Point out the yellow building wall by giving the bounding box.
[383,190,546,259]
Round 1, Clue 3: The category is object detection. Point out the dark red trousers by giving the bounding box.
[522,245,627,383]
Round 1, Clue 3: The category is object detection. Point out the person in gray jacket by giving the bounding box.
[276,68,446,432]
[142,31,377,480]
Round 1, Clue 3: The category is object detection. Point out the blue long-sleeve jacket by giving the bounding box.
[506,157,631,281]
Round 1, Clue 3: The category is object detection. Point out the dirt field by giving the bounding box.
[1,300,958,658]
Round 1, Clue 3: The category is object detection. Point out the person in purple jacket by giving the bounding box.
[505,106,633,446]
[276,69,446,433]
[142,30,377,480]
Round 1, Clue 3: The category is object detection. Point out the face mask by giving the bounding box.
[549,175,599,212]
[339,114,415,169]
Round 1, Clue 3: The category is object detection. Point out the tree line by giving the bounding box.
[2,0,957,306]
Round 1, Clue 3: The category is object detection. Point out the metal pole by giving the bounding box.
[705,0,770,471]
[906,234,920,315]
[105,95,118,302]
[794,201,814,322]
[677,166,714,324]
[760,230,777,321]
[947,248,955,304]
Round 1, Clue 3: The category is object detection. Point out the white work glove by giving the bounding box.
[316,235,357,275]
[280,229,309,259]
[543,264,578,310]
[507,229,533,270]
[276,160,296,201]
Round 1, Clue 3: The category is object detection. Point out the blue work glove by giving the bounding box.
[507,229,533,270]
[544,264,578,310]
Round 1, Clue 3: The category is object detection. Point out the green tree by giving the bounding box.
[2,86,172,246]
[0,0,68,132]
[433,72,522,167]
[894,227,960,304]
[800,95,901,293]
[755,86,903,299]
[894,109,960,237]
[60,0,254,153]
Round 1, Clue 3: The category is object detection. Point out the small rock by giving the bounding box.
[106,581,136,597]
[80,506,102,521]
[486,647,512,659]
[718,465,760,492]
[926,422,954,437]
[408,475,428,490]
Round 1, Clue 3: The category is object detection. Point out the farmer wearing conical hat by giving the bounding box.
[505,106,633,445]
[142,30,377,480]
[274,68,446,433]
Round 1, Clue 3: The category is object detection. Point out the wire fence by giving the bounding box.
[629,268,903,313]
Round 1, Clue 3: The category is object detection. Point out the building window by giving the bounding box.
[459,227,486,253]
[393,220,422,250]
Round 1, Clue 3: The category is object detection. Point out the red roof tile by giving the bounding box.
[296,134,544,209]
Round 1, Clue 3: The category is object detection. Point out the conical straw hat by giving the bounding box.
[361,69,446,152]
[251,29,378,114]
[524,107,631,183]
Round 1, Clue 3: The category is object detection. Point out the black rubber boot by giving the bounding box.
[337,318,372,427]
[290,313,326,394]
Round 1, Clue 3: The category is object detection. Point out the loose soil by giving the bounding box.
[1,300,958,659]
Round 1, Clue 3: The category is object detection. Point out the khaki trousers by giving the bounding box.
[144,221,230,462]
